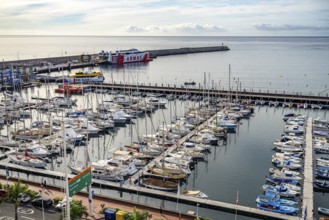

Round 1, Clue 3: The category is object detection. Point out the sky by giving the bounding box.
[0,0,328,36]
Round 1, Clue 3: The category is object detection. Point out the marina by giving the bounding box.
[0,36,328,219]
[0,80,327,219]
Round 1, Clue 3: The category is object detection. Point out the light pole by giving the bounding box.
[41,186,45,220]
[196,203,200,219]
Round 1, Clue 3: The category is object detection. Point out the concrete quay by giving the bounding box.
[302,118,314,220]
[147,46,229,58]
[0,46,229,73]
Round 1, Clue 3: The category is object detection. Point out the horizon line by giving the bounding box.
[0,34,328,38]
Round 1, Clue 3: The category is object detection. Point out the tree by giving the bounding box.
[123,208,150,220]
[60,200,88,220]
[0,179,34,220]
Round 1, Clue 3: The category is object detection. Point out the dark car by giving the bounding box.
[0,189,8,197]
[31,197,53,208]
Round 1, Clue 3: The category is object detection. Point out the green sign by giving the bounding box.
[68,167,92,197]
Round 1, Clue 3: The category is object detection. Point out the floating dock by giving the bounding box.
[90,83,329,106]
[302,118,314,220]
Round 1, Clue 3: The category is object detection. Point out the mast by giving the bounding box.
[229,64,231,103]
[61,68,70,220]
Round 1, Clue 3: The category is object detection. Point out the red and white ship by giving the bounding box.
[97,49,153,65]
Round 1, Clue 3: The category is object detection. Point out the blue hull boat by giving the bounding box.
[257,203,298,215]
[316,164,329,171]
[314,180,329,191]
[256,195,298,206]
[316,169,329,179]
[266,176,299,185]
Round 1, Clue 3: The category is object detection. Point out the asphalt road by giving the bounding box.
[0,202,60,220]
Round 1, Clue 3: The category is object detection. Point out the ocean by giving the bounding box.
[0,36,329,219]
[1,36,329,95]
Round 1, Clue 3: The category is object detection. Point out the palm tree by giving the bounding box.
[0,179,34,220]
[60,200,88,220]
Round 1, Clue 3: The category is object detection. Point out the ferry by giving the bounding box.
[97,49,153,65]
[64,70,104,84]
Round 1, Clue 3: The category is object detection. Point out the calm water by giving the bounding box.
[1,36,329,95]
[1,36,329,219]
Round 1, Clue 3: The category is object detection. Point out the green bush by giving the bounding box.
[53,196,64,205]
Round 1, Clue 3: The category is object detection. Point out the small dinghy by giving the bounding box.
[183,190,208,198]
[318,207,329,216]
[314,180,329,191]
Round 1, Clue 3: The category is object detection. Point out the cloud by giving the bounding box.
[121,23,225,34]
[124,25,145,32]
[254,23,329,31]
[0,0,328,36]
[172,23,225,32]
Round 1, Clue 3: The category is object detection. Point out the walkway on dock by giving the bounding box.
[302,118,314,220]
[90,83,329,105]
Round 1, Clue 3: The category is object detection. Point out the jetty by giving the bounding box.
[0,46,230,74]
[302,118,314,220]
[89,83,329,106]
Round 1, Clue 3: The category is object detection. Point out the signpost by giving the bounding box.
[68,167,92,197]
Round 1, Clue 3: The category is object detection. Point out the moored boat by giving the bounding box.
[182,190,208,198]
[64,70,104,84]
[97,49,152,65]
[54,84,83,94]
[314,180,329,191]
[318,207,329,216]
[138,176,178,192]
[256,203,298,215]
[8,153,47,169]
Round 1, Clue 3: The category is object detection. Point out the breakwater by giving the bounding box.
[0,46,229,72]
[147,46,229,58]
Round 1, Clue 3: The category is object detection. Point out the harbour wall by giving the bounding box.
[0,46,230,69]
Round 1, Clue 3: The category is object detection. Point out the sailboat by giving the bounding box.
[9,151,47,168]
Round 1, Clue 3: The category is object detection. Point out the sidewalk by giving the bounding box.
[0,176,195,220]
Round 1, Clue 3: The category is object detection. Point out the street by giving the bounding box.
[0,202,60,220]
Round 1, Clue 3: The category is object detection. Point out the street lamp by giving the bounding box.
[196,203,200,219]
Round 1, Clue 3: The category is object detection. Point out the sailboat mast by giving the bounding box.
[61,68,71,220]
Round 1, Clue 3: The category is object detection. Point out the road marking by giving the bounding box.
[17,208,34,215]
[47,210,56,213]
[0,217,14,220]
[20,216,35,220]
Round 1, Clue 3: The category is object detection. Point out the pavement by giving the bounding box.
[0,177,195,220]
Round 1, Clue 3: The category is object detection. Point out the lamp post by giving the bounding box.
[196,203,200,219]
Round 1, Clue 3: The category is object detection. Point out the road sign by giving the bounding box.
[68,167,92,197]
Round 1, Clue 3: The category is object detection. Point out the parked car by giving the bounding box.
[0,189,8,197]
[32,196,53,208]
[55,197,72,211]
[18,193,31,203]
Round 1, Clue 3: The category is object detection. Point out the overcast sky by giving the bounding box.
[1,0,328,36]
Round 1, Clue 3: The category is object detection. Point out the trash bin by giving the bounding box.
[104,209,116,220]
[116,210,128,220]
